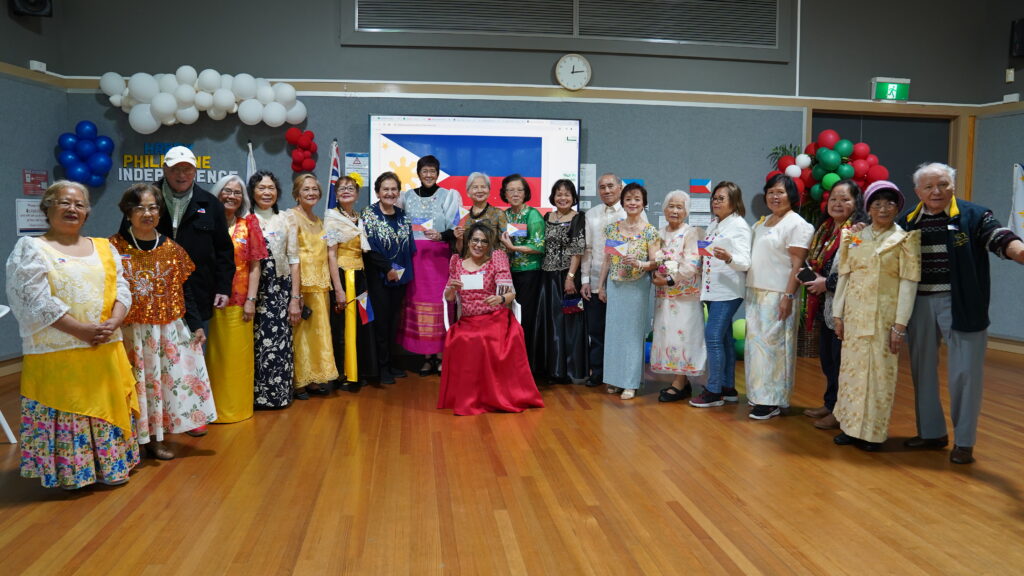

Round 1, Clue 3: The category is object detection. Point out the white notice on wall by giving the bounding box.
[16,198,48,236]
[345,153,370,187]
[579,163,597,197]
[690,197,711,213]
[689,213,713,227]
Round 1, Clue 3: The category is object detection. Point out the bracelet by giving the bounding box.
[291,295,302,300]
[784,293,796,300]
[246,297,257,302]
[890,326,907,337]
[567,272,576,278]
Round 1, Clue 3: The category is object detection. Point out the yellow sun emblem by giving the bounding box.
[388,156,418,189]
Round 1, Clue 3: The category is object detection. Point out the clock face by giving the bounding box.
[555,54,591,91]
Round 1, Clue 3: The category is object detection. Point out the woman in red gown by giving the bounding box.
[438,223,544,415]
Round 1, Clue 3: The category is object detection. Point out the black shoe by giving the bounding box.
[418,357,436,377]
[348,381,363,393]
[307,384,330,396]
[721,387,740,403]
[389,367,408,378]
[903,435,949,450]
[658,384,691,403]
[950,445,975,464]
[380,374,396,385]
[335,381,351,392]
[834,432,856,445]
[295,388,310,400]
[749,404,781,420]
[857,440,883,452]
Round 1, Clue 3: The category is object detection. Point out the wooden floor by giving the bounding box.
[2,349,1024,576]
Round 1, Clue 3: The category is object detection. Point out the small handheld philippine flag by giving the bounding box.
[506,222,527,237]
[391,262,406,280]
[697,240,714,258]
[604,238,628,256]
[355,291,374,324]
[453,206,470,227]
[412,217,434,232]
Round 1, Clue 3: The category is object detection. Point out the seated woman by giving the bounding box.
[437,223,544,415]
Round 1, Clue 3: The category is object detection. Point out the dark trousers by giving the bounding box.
[511,269,543,372]
[818,322,842,411]
[366,271,407,374]
[584,295,607,383]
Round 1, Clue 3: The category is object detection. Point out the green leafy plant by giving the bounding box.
[766,144,802,169]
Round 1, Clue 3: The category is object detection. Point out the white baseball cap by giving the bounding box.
[163,146,197,167]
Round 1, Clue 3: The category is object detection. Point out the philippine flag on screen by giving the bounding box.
[380,134,543,207]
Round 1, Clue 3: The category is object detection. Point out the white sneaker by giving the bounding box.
[620,389,636,400]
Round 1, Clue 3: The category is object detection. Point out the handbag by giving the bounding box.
[561,295,584,315]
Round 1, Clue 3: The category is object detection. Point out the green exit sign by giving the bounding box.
[871,77,911,101]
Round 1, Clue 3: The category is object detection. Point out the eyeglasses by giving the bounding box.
[468,238,489,245]
[337,186,357,191]
[711,196,729,203]
[57,200,87,211]
[132,204,161,214]
[221,189,244,197]
[255,185,277,192]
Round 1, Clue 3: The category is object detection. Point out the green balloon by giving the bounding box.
[810,184,824,201]
[732,318,746,340]
[834,139,854,158]
[811,164,827,181]
[815,147,831,163]
[836,163,855,179]
[820,149,841,171]
[822,173,841,191]
[735,338,745,359]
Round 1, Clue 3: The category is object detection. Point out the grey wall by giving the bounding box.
[2,0,1020,103]
[971,110,1024,341]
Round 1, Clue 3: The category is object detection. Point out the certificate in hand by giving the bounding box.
[460,273,484,290]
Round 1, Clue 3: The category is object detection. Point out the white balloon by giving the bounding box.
[122,87,129,97]
[256,77,271,89]
[158,74,179,94]
[176,106,200,125]
[127,73,159,104]
[121,95,137,113]
[231,103,238,114]
[262,102,287,127]
[197,68,221,92]
[795,153,812,169]
[220,73,234,90]
[163,118,177,126]
[175,65,198,86]
[285,100,307,124]
[174,83,196,106]
[194,90,213,111]
[256,85,275,105]
[784,164,802,178]
[151,93,178,122]
[212,88,235,111]
[207,108,227,121]
[232,73,257,100]
[99,72,126,97]
[273,82,296,106]
[128,104,160,134]
[237,99,263,125]
[109,94,122,107]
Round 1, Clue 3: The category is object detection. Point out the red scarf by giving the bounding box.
[804,217,852,329]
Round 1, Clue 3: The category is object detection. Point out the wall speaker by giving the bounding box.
[1013,19,1024,58]
[10,0,52,17]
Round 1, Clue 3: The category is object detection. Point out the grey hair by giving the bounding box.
[664,189,691,217]
[210,174,250,217]
[913,162,957,188]
[466,171,491,191]
[599,173,623,188]
[40,180,91,222]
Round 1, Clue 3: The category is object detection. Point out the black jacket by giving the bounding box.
[152,178,235,330]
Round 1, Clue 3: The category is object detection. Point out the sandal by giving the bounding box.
[419,356,436,377]
[658,384,692,403]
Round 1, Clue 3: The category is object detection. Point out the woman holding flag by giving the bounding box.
[499,174,545,372]
[596,183,661,400]
[397,156,461,376]
[327,174,377,391]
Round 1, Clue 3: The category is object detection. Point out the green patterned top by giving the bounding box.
[505,206,546,272]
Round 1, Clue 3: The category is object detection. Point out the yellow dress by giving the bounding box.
[289,209,340,386]
[832,226,921,442]
[325,208,365,383]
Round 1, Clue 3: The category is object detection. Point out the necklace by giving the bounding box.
[128,226,160,251]
[338,206,359,223]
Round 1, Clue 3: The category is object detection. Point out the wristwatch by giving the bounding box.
[784,293,796,300]
[567,272,576,278]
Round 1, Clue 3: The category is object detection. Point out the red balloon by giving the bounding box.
[298,135,314,149]
[303,149,312,159]
[285,127,302,145]
[303,130,314,140]
[301,158,316,171]
[851,159,869,179]
[777,155,796,171]
[291,150,304,163]
[866,154,879,167]
[804,142,818,156]
[291,161,303,172]
[851,142,870,160]
[765,170,783,182]
[308,141,318,155]
[820,200,828,213]
[801,167,814,186]
[817,129,840,149]
[867,165,889,183]
[793,177,806,195]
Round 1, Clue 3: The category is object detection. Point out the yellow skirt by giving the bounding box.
[208,306,254,423]
[294,290,339,387]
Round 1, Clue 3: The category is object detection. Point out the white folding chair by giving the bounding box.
[0,304,16,444]
[441,293,521,330]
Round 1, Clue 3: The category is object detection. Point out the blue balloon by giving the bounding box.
[75,120,98,140]
[58,133,78,151]
[87,152,113,175]
[87,173,106,188]
[95,135,114,154]
[66,163,90,183]
[75,139,97,160]
[58,150,79,168]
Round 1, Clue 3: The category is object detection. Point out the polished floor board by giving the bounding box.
[2,350,1024,575]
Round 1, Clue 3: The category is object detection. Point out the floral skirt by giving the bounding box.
[20,397,140,489]
[650,295,706,376]
[122,320,217,443]
[254,257,294,408]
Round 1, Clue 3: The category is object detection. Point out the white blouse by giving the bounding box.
[254,207,291,277]
[6,236,132,355]
[747,210,814,293]
[701,213,753,301]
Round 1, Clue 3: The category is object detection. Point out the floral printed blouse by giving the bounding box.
[604,221,660,282]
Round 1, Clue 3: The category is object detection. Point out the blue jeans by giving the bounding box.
[704,299,742,394]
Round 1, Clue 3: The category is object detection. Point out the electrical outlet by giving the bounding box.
[1007,68,1015,83]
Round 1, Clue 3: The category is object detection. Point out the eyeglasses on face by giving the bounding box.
[132,204,161,214]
